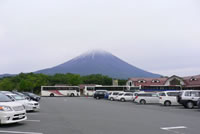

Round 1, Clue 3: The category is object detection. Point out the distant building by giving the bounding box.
[126,75,200,90]
[112,79,118,86]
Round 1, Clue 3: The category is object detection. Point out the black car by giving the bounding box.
[22,92,41,102]
[12,91,31,100]
[93,91,107,99]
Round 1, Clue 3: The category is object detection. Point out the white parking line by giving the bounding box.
[0,130,43,134]
[161,126,187,134]
[161,126,187,130]
[25,120,41,122]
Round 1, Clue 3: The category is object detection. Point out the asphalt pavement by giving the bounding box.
[0,97,200,134]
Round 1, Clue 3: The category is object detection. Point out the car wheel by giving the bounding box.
[70,93,74,97]
[110,97,114,101]
[140,99,146,104]
[164,101,171,106]
[120,98,125,102]
[50,93,54,97]
[96,96,100,99]
[186,101,194,109]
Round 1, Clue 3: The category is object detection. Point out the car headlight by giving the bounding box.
[0,106,13,111]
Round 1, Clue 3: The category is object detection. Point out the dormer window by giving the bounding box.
[190,78,197,81]
[138,80,146,83]
[152,80,160,83]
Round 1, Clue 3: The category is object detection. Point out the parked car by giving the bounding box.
[116,92,134,102]
[108,91,123,101]
[0,91,13,94]
[6,93,40,112]
[177,90,200,109]
[132,92,140,102]
[12,91,31,100]
[0,93,27,124]
[135,92,159,104]
[159,91,180,106]
[115,92,125,101]
[22,92,41,102]
[93,90,107,99]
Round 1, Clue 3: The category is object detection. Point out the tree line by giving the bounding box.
[0,73,127,93]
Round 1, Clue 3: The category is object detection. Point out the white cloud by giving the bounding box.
[0,0,200,75]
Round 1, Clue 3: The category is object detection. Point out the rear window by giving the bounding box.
[113,92,119,95]
[96,91,105,94]
[167,92,180,96]
[138,94,152,97]
[159,93,166,96]
[124,93,133,96]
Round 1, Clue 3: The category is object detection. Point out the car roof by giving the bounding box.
[161,91,180,93]
[6,93,17,96]
[181,90,200,92]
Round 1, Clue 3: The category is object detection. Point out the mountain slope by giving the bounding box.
[35,50,161,79]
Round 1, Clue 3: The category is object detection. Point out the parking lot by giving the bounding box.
[0,97,200,134]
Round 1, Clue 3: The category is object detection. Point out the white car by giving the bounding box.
[6,94,40,112]
[0,93,27,124]
[159,91,181,106]
[108,91,123,101]
[116,92,134,102]
[135,92,159,104]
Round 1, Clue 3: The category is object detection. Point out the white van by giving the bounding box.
[135,92,159,104]
[6,93,40,112]
[0,93,27,124]
[159,91,180,106]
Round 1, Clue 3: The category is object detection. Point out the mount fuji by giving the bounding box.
[35,50,161,79]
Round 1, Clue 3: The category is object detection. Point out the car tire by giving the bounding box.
[50,93,54,97]
[164,101,171,106]
[70,93,74,97]
[110,97,114,101]
[186,101,194,109]
[140,99,146,104]
[120,98,125,102]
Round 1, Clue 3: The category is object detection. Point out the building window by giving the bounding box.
[152,80,160,83]
[138,80,146,83]
[190,78,197,81]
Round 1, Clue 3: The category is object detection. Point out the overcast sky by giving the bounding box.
[0,0,200,77]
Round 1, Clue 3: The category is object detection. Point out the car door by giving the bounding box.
[151,93,159,103]
[127,93,134,101]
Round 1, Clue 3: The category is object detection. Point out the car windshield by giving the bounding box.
[0,93,12,102]
[11,95,25,100]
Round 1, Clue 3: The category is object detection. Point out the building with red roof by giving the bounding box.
[126,75,200,90]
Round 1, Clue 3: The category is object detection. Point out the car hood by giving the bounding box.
[0,101,23,107]
[15,100,30,104]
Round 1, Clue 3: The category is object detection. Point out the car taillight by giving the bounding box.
[135,96,138,99]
